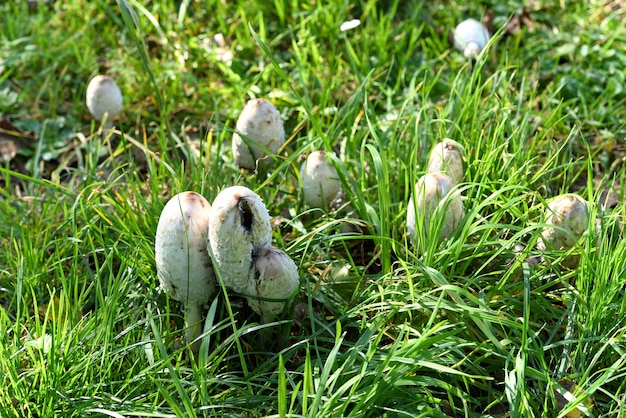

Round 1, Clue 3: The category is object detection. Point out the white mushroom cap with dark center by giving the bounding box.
[246,247,299,321]
[537,194,589,267]
[301,150,343,209]
[452,18,490,59]
[86,75,123,128]
[232,99,285,169]
[407,172,464,245]
[427,139,465,184]
[208,186,272,293]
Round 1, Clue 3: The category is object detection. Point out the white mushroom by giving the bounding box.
[537,194,589,268]
[452,18,490,59]
[407,173,464,246]
[86,75,123,128]
[301,151,343,210]
[427,139,465,184]
[246,248,299,322]
[155,191,216,352]
[232,99,285,170]
[208,186,272,293]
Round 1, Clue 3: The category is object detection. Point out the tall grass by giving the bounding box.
[1,0,625,416]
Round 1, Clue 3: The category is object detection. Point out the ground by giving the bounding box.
[0,1,625,416]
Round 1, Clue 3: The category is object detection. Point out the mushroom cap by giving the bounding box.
[85,75,123,123]
[155,191,216,305]
[426,139,465,184]
[452,18,490,58]
[537,194,589,252]
[208,186,272,293]
[232,99,285,169]
[246,248,299,319]
[407,172,464,244]
[300,151,343,209]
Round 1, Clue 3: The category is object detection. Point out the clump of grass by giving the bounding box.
[1,0,625,416]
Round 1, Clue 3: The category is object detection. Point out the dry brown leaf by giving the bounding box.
[554,379,593,417]
[504,8,536,36]
[0,118,31,164]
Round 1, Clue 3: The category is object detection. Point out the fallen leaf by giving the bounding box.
[554,379,593,418]
[0,118,31,164]
[503,8,536,36]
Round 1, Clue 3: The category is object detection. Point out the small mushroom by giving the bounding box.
[246,248,299,323]
[537,194,589,268]
[208,186,272,293]
[232,99,285,170]
[427,139,465,184]
[155,191,217,352]
[86,75,123,128]
[301,151,343,210]
[452,18,490,59]
[407,173,464,246]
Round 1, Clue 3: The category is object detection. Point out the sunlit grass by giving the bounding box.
[1,0,625,416]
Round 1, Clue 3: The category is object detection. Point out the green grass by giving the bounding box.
[1,0,626,416]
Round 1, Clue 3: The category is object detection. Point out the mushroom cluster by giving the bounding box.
[404,136,600,278]
[209,186,299,323]
[155,186,299,351]
[407,140,466,248]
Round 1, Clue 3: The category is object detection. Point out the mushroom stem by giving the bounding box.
[185,303,203,353]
